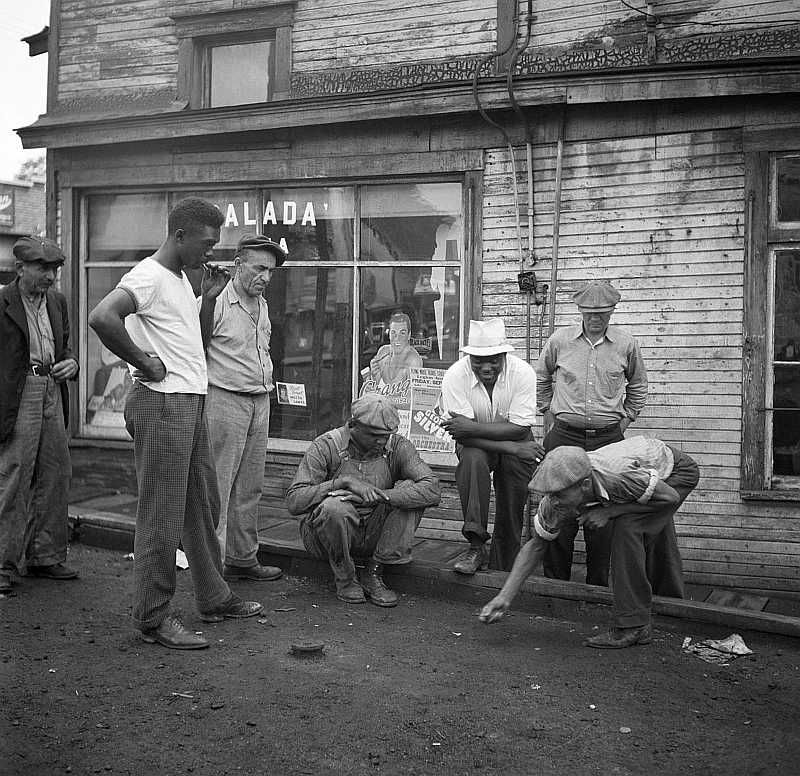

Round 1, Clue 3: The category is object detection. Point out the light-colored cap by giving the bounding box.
[460,319,515,356]
[529,447,592,493]
[573,281,621,312]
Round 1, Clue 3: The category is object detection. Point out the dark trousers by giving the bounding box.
[455,441,535,572]
[611,450,698,627]
[541,419,624,586]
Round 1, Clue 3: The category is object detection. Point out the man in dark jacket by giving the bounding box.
[0,236,79,595]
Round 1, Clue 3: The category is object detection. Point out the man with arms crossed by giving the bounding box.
[440,318,544,574]
[89,198,262,650]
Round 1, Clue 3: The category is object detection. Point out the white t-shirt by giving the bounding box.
[117,257,207,394]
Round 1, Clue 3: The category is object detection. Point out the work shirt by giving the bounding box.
[203,281,273,394]
[536,324,647,428]
[533,436,674,541]
[118,256,207,394]
[20,292,55,366]
[286,425,441,516]
[440,354,537,428]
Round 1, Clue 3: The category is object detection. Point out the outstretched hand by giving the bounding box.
[479,595,510,624]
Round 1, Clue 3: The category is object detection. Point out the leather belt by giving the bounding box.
[29,363,52,376]
[555,417,620,437]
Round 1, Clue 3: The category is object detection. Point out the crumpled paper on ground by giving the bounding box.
[682,633,753,665]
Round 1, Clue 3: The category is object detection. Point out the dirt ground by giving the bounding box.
[2,543,799,776]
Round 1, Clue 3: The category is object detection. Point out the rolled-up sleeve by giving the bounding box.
[384,437,441,510]
[285,440,338,516]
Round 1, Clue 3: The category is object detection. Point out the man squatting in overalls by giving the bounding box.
[286,394,440,607]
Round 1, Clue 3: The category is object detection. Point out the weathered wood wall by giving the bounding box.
[52,93,800,594]
[55,0,800,105]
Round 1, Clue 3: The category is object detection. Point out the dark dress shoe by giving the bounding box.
[28,563,79,580]
[223,564,283,582]
[336,579,367,604]
[200,594,263,623]
[141,615,209,650]
[453,546,487,576]
[585,624,653,649]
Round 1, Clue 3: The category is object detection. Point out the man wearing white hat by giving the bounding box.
[440,319,544,573]
[480,436,697,648]
[536,280,648,587]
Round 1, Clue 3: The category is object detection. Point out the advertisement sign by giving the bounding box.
[360,367,454,454]
[0,187,14,227]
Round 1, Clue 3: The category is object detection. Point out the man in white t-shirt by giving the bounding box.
[440,319,545,574]
[89,197,263,650]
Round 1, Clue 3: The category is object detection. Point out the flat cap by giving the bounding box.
[529,446,592,493]
[350,393,400,432]
[13,235,66,265]
[573,280,620,311]
[236,234,287,266]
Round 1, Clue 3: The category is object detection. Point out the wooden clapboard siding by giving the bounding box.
[513,0,797,50]
[58,0,177,99]
[479,122,800,594]
[292,0,496,72]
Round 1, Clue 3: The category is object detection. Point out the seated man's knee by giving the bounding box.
[313,497,357,528]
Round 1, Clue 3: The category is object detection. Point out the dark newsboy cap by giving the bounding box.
[350,394,400,432]
[13,236,66,265]
[573,280,621,312]
[236,234,288,266]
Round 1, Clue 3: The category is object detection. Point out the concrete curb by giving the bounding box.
[69,508,800,639]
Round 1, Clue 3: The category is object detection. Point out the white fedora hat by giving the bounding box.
[460,319,515,356]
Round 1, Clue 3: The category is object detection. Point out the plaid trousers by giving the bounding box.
[124,383,230,630]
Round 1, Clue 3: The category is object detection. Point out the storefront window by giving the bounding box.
[78,181,466,448]
[775,156,800,224]
[770,249,800,478]
[87,192,165,262]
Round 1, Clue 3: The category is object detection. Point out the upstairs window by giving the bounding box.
[170,3,293,108]
[206,37,274,107]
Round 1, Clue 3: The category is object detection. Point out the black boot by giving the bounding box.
[361,560,398,607]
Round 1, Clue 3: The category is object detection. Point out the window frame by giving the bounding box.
[170,2,294,108]
[742,138,800,498]
[74,175,478,455]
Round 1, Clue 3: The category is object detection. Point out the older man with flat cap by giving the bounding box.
[440,318,544,575]
[480,436,698,648]
[536,280,648,587]
[200,234,287,582]
[0,236,79,594]
[287,394,440,606]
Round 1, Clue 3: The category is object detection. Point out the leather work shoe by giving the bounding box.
[361,569,398,608]
[0,573,12,594]
[27,563,79,580]
[223,564,283,582]
[200,594,263,623]
[336,579,367,604]
[141,615,209,650]
[453,546,488,576]
[585,624,653,649]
